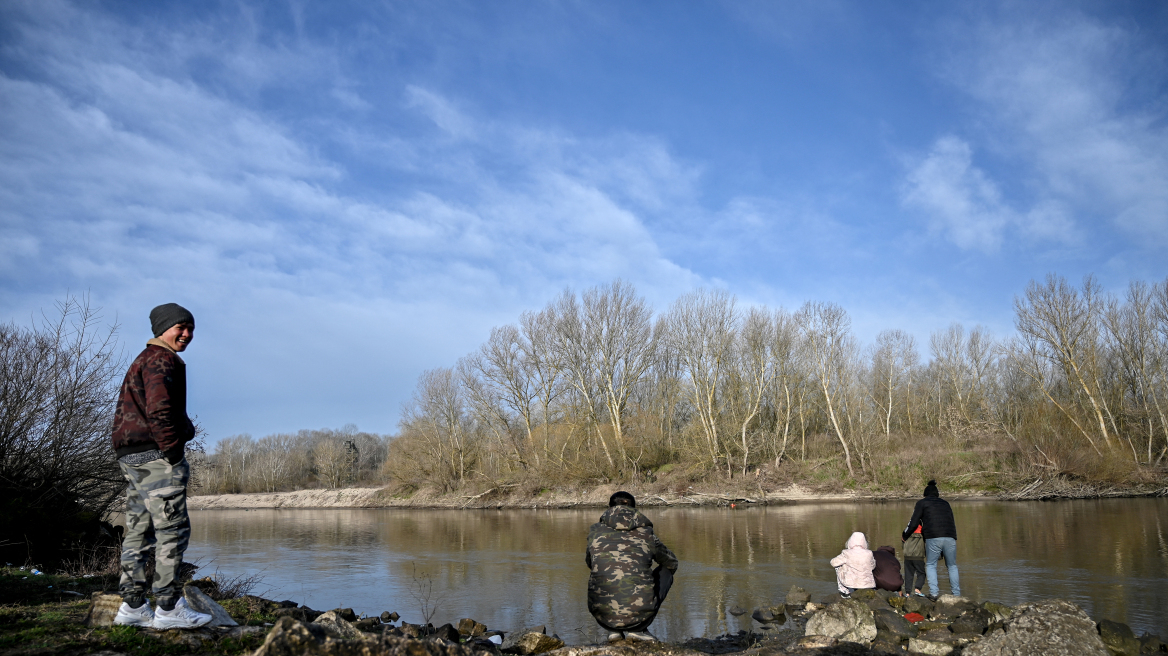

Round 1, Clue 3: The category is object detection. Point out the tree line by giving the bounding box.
[384,276,1168,492]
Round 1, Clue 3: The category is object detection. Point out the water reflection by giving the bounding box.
[187,498,1168,642]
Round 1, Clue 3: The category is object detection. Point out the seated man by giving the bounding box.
[585,492,678,642]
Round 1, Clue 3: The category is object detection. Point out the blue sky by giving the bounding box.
[2,0,1166,443]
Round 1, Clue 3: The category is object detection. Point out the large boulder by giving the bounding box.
[1098,619,1140,656]
[963,599,1109,656]
[253,616,486,656]
[313,610,372,641]
[805,598,878,644]
[948,607,993,635]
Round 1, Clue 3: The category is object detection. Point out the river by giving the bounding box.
[186,498,1168,643]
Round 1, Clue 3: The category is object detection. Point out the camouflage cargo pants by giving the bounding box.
[118,457,190,607]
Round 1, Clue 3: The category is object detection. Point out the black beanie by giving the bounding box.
[924,480,939,497]
[150,303,195,337]
[609,491,636,508]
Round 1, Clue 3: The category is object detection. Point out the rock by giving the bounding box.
[253,616,483,656]
[874,608,918,639]
[355,617,382,632]
[182,585,238,627]
[1099,619,1141,656]
[382,611,400,623]
[277,599,298,608]
[432,623,462,643]
[274,607,311,622]
[84,593,123,627]
[850,588,878,601]
[933,595,977,620]
[329,607,358,623]
[457,618,487,637]
[786,585,811,606]
[903,595,934,615]
[981,601,1013,624]
[500,626,544,652]
[887,595,906,611]
[798,635,837,648]
[400,622,427,638]
[872,638,907,653]
[805,598,878,644]
[867,597,891,612]
[949,607,993,635]
[908,637,954,655]
[242,595,280,614]
[963,599,1109,656]
[751,606,785,624]
[1139,633,1163,653]
[313,610,370,641]
[187,577,220,597]
[501,632,563,655]
[729,605,747,616]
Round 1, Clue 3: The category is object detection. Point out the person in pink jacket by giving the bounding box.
[830,532,876,597]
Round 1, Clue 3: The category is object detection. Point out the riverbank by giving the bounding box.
[188,477,1167,510]
[4,564,1162,656]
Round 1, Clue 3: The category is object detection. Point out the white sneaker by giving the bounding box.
[625,631,657,642]
[151,597,212,630]
[607,632,624,642]
[114,601,154,627]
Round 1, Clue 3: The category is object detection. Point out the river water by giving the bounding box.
[186,499,1168,642]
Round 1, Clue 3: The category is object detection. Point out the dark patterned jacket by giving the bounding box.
[585,505,678,630]
[111,341,195,459]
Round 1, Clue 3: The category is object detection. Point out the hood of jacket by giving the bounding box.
[845,532,868,550]
[599,505,653,531]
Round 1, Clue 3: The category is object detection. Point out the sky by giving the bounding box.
[2,0,1167,444]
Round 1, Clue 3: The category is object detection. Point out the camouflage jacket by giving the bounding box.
[111,342,195,458]
[585,505,678,630]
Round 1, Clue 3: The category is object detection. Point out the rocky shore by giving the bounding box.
[188,479,1167,511]
[79,578,1165,656]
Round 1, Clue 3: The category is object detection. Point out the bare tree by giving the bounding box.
[1103,282,1167,462]
[664,289,737,473]
[731,307,775,476]
[797,301,857,477]
[871,329,918,435]
[519,306,566,464]
[1014,274,1115,454]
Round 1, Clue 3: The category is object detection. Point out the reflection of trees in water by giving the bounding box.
[191,500,1168,638]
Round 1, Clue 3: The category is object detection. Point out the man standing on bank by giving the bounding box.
[111,303,212,630]
[586,492,679,642]
[902,479,960,600]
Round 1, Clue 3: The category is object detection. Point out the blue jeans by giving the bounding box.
[925,537,960,597]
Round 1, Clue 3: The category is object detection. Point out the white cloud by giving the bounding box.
[901,136,1011,252]
[947,10,1168,246]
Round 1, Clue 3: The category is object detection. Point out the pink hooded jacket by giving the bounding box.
[830,532,876,590]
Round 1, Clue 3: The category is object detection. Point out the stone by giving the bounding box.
[933,595,977,620]
[729,605,747,616]
[182,585,238,627]
[872,638,907,653]
[253,617,484,656]
[963,599,1109,656]
[274,607,311,622]
[903,595,934,615]
[330,607,358,623]
[797,635,837,648]
[457,618,487,637]
[850,588,878,601]
[949,607,993,635]
[786,585,811,606]
[908,638,954,655]
[1138,633,1163,653]
[400,622,426,638]
[867,597,891,612]
[751,606,785,624]
[355,617,382,632]
[805,598,878,644]
[887,595,906,610]
[501,632,564,655]
[84,593,123,627]
[277,599,298,608]
[500,626,544,653]
[432,623,462,643]
[312,610,371,641]
[242,595,280,614]
[1099,619,1141,656]
[382,611,400,623]
[874,608,918,639]
[981,601,1013,624]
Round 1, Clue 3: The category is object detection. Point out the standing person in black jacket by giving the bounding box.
[902,480,960,598]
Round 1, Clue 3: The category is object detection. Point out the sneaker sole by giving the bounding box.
[152,617,212,630]
[113,617,153,628]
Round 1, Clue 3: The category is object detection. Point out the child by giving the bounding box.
[903,523,926,596]
[830,532,875,597]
